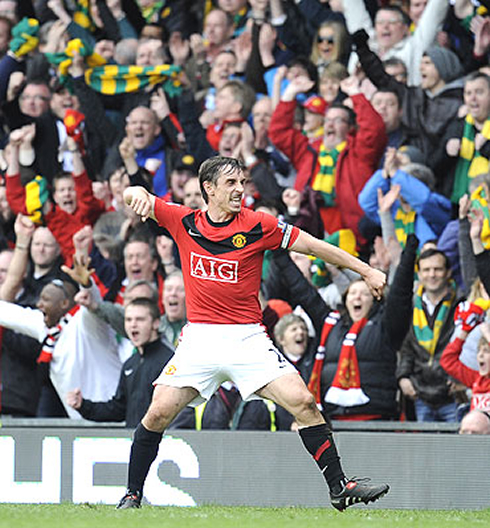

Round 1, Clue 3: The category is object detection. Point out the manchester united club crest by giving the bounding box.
[232,234,246,248]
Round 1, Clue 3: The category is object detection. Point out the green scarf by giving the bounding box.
[141,1,165,22]
[47,39,182,97]
[393,207,416,248]
[25,175,49,225]
[312,141,346,207]
[73,0,95,31]
[85,63,182,96]
[451,114,490,203]
[413,281,456,361]
[470,185,490,250]
[9,17,39,58]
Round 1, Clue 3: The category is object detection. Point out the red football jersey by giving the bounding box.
[154,198,300,324]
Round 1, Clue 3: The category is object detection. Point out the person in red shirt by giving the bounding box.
[440,307,490,413]
[5,125,105,266]
[269,75,386,240]
[117,156,389,512]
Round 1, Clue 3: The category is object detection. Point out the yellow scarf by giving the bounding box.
[312,141,346,207]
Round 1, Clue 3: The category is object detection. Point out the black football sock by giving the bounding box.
[299,423,346,494]
[127,423,163,494]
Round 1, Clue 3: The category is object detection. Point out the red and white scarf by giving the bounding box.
[37,305,80,364]
[308,311,370,409]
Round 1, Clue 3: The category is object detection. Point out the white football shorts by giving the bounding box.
[154,322,298,406]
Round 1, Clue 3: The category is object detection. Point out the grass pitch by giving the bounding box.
[1,505,490,528]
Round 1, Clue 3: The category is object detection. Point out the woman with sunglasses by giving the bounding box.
[310,21,349,75]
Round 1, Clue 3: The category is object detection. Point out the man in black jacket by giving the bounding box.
[397,248,461,422]
[66,297,173,427]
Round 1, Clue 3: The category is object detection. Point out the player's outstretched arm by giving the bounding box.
[123,186,156,222]
[290,229,386,300]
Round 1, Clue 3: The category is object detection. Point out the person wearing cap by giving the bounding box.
[351,30,465,194]
[161,152,198,204]
[302,94,327,143]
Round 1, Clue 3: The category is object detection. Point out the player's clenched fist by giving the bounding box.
[123,186,155,222]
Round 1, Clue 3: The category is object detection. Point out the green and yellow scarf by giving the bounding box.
[312,141,346,207]
[451,114,490,203]
[25,175,49,225]
[47,39,182,97]
[73,0,95,31]
[394,207,416,248]
[461,5,488,32]
[470,184,490,250]
[413,281,456,360]
[9,17,39,58]
[86,63,182,96]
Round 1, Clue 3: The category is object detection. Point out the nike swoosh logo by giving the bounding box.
[124,369,133,376]
[188,228,202,237]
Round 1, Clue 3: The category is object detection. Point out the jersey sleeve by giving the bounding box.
[153,196,191,234]
[258,212,300,251]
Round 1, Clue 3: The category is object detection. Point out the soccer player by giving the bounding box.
[117,156,389,511]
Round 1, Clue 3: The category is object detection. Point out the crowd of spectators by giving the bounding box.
[0,0,490,435]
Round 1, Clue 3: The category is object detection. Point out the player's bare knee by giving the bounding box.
[294,390,319,419]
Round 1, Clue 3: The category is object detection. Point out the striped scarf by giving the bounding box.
[312,141,346,207]
[85,64,182,97]
[73,0,95,31]
[9,17,39,58]
[471,184,490,250]
[452,114,490,203]
[25,175,49,225]
[308,312,369,409]
[461,6,488,31]
[413,282,456,360]
[142,1,166,22]
[393,207,416,248]
[37,306,80,364]
[45,38,106,87]
[47,39,183,97]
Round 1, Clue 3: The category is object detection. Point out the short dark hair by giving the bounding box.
[287,55,319,87]
[383,57,408,75]
[125,297,160,321]
[372,87,402,107]
[52,171,73,187]
[417,248,450,270]
[124,236,158,262]
[464,71,490,90]
[326,102,357,127]
[199,156,245,204]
